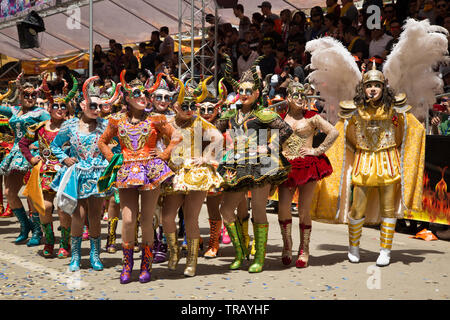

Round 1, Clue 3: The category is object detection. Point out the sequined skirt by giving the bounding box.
[281,155,333,188]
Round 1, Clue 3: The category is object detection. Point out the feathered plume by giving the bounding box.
[383,18,449,121]
[305,37,362,123]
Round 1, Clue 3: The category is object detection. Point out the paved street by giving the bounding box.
[0,196,449,301]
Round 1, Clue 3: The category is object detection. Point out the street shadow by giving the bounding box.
[313,244,445,266]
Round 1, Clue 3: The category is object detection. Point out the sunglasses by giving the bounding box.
[155,94,172,102]
[131,88,148,98]
[200,107,215,115]
[23,93,37,99]
[238,88,254,96]
[89,102,103,111]
[181,102,197,112]
[51,103,67,110]
[291,94,306,100]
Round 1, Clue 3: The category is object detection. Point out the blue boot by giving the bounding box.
[27,212,43,247]
[89,237,103,271]
[69,236,82,272]
[12,207,32,244]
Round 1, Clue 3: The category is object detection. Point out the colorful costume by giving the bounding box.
[307,19,446,266]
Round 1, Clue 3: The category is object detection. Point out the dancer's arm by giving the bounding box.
[153,115,182,161]
[310,114,339,156]
[98,117,119,162]
[50,119,75,166]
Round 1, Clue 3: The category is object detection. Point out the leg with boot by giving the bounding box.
[348,185,370,263]
[138,187,161,283]
[204,194,223,258]
[40,192,57,257]
[277,185,295,266]
[87,196,105,271]
[68,199,88,272]
[376,184,397,267]
[57,209,71,259]
[4,172,31,243]
[119,188,139,283]
[182,191,207,277]
[219,191,249,270]
[161,193,184,271]
[236,193,251,254]
[248,184,271,273]
[106,196,120,254]
[295,181,317,268]
[26,200,43,247]
[153,199,168,264]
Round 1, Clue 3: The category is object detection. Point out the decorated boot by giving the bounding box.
[184,238,200,277]
[279,219,293,266]
[41,222,55,258]
[27,212,43,247]
[239,216,250,252]
[204,219,222,258]
[347,217,365,263]
[0,203,13,218]
[139,244,153,283]
[295,224,311,268]
[224,221,249,270]
[376,217,396,267]
[248,223,269,273]
[69,236,82,272]
[153,226,167,263]
[221,224,231,244]
[166,232,180,271]
[58,226,71,259]
[12,207,32,243]
[106,217,119,253]
[120,243,134,284]
[89,237,103,271]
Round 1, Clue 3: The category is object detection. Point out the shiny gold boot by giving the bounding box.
[166,232,180,271]
[184,238,200,277]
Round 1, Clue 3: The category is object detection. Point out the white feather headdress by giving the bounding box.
[383,18,449,121]
[305,37,362,123]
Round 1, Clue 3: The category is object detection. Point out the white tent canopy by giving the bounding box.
[0,0,324,61]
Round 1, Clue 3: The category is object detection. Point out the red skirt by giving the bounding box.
[281,155,333,188]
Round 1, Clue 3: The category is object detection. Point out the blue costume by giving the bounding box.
[50,117,109,215]
[0,105,50,175]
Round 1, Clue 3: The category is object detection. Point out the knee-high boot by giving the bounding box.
[106,217,119,253]
[69,236,82,272]
[12,207,32,243]
[89,236,103,271]
[204,219,222,258]
[376,217,396,267]
[139,243,153,283]
[120,243,134,284]
[41,222,55,258]
[248,223,269,273]
[58,226,71,259]
[348,217,365,263]
[225,221,249,270]
[165,232,180,270]
[184,238,200,277]
[295,223,311,268]
[279,219,293,265]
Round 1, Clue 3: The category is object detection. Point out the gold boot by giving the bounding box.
[166,232,180,271]
[184,238,200,277]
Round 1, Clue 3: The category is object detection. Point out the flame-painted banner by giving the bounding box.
[0,0,49,19]
[406,135,450,225]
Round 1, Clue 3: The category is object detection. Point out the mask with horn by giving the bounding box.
[120,69,163,97]
[172,75,212,109]
[83,75,121,107]
[0,80,15,102]
[224,53,264,92]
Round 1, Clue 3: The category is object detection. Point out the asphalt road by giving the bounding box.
[0,197,448,301]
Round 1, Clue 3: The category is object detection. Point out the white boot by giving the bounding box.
[376,217,396,267]
[347,217,365,263]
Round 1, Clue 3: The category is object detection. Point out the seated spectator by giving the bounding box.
[280,8,292,43]
[159,26,174,64]
[326,0,341,17]
[305,14,327,41]
[150,31,162,54]
[418,0,437,24]
[292,10,307,32]
[382,3,397,34]
[340,0,358,26]
[108,39,116,53]
[383,19,402,59]
[113,43,126,77]
[343,26,369,60]
[124,46,139,79]
[369,27,392,59]
[258,1,282,34]
[274,44,289,75]
[252,12,265,29]
[154,54,166,75]
[225,28,240,60]
[259,40,277,78]
[261,18,283,47]
[324,13,339,38]
[237,40,259,78]
[338,16,352,39]
[140,42,156,75]
[287,54,305,83]
[233,4,251,39]
[93,44,106,75]
[434,0,448,26]
[431,95,450,135]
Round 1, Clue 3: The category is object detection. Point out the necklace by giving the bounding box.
[236,109,252,126]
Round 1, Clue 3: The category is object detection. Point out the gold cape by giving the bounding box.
[309,111,425,225]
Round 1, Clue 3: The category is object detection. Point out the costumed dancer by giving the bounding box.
[0,80,16,218]
[0,73,51,245]
[147,72,174,262]
[18,72,78,258]
[215,54,293,273]
[97,70,180,284]
[161,76,223,277]
[50,76,115,271]
[277,81,338,267]
[307,19,447,266]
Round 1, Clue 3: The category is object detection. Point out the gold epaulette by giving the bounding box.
[338,100,357,119]
[393,93,412,113]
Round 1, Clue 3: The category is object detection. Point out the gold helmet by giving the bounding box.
[363,61,385,84]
